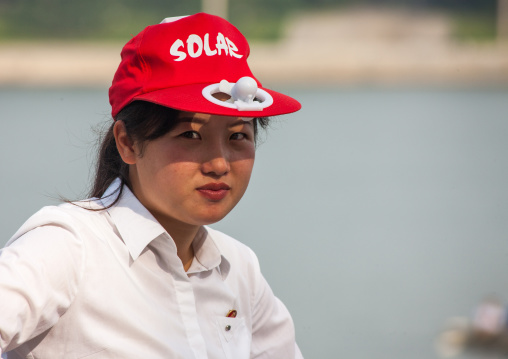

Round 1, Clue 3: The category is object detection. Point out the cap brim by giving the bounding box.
[132,83,301,118]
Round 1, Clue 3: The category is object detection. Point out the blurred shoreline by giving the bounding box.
[1,8,507,88]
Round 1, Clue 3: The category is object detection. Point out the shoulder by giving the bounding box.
[7,200,106,246]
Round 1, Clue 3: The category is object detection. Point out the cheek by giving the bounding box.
[140,145,193,178]
[136,155,193,194]
[159,162,198,186]
[233,157,255,184]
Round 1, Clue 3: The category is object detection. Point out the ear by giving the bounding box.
[113,120,137,165]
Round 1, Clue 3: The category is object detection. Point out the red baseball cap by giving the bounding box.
[109,13,301,118]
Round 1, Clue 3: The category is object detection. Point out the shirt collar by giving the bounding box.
[100,179,230,278]
[101,178,167,261]
[188,227,228,277]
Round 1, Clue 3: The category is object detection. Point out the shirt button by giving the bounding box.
[225,325,232,331]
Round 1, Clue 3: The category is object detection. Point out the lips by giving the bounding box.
[196,182,231,201]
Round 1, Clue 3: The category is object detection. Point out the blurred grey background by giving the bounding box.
[1,1,508,358]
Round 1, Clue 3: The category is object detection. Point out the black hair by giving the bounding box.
[90,100,269,207]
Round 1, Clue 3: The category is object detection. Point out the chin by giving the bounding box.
[195,208,233,225]
[198,214,229,226]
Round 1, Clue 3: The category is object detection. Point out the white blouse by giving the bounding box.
[0,179,302,358]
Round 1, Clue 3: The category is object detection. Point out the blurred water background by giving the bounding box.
[1,1,508,358]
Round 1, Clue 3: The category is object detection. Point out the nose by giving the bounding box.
[201,144,231,177]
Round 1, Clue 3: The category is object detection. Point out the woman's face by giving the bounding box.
[126,111,256,229]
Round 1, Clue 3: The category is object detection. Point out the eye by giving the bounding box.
[230,132,247,140]
[180,131,201,139]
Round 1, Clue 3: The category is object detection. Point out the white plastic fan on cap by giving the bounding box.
[202,76,273,111]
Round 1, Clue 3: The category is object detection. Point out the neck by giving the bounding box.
[156,215,199,272]
[128,173,197,271]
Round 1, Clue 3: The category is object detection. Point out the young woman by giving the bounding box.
[0,13,302,358]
